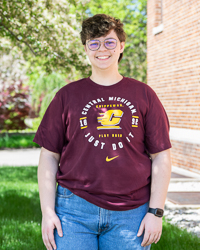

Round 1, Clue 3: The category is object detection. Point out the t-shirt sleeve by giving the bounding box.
[33,93,66,154]
[144,89,172,154]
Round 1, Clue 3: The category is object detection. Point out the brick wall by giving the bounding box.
[147,0,200,173]
[154,0,163,26]
[171,140,200,173]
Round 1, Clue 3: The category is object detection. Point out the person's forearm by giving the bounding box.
[149,149,171,209]
[38,148,60,215]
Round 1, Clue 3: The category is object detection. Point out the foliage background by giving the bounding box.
[86,0,147,83]
[0,0,147,132]
[0,51,31,131]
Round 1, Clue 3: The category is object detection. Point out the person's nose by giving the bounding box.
[98,41,107,51]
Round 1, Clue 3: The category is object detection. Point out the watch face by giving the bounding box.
[155,209,163,217]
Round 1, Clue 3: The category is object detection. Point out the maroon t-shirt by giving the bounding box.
[33,76,171,211]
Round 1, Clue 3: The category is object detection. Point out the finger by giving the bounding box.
[154,229,162,244]
[141,230,150,247]
[137,220,145,237]
[143,233,155,247]
[42,230,48,249]
[150,233,159,245]
[154,232,162,244]
[55,217,63,237]
[43,232,53,250]
[47,228,57,250]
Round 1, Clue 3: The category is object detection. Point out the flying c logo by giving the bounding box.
[97,109,124,130]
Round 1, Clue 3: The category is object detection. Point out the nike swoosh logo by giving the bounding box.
[106,155,119,162]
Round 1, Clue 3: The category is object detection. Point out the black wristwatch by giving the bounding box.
[148,208,164,217]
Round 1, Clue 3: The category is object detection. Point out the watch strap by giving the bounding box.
[148,207,164,217]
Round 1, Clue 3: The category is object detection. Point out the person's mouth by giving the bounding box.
[96,56,111,60]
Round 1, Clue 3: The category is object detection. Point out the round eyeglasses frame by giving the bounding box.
[86,38,117,51]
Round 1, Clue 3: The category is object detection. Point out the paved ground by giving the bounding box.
[165,167,200,238]
[0,148,41,166]
[1,148,200,237]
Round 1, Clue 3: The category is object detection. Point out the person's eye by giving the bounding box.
[91,42,99,46]
[105,40,116,46]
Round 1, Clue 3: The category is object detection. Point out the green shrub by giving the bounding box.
[0,133,40,149]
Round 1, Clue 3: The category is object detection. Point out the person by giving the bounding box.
[33,14,172,250]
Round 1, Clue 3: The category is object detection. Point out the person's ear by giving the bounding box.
[120,42,125,53]
[84,45,87,52]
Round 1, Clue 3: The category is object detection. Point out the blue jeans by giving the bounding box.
[54,185,151,250]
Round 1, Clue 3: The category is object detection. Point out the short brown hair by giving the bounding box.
[80,14,126,63]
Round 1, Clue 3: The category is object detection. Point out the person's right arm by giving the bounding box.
[38,147,63,250]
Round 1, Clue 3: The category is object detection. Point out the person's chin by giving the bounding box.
[95,64,112,70]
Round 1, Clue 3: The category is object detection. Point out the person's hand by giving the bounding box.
[42,210,63,250]
[137,212,162,247]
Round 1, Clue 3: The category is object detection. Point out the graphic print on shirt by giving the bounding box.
[97,109,124,130]
[79,96,139,159]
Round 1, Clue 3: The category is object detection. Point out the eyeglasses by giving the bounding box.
[87,38,117,51]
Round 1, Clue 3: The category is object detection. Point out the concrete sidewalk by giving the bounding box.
[0,148,41,167]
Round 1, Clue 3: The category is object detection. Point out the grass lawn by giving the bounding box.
[0,166,199,250]
[0,133,39,149]
[0,167,44,250]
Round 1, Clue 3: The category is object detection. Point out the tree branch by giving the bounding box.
[1,22,37,56]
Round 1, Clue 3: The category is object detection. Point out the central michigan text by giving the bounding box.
[81,96,137,115]
[108,97,136,114]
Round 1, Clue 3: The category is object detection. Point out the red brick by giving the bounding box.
[147,0,200,172]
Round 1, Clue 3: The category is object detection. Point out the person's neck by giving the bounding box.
[90,68,123,86]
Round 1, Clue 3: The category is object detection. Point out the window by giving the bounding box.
[153,0,163,35]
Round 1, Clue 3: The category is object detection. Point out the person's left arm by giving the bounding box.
[137,148,171,247]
